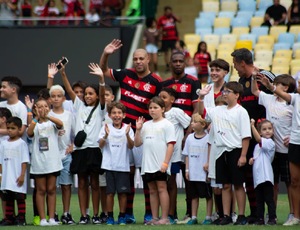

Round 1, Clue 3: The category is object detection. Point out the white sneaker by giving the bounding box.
[48,218,59,226]
[176,215,191,224]
[283,217,300,226]
[211,212,219,222]
[40,219,50,226]
[231,212,237,223]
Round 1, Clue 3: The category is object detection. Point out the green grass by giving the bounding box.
[0,193,298,229]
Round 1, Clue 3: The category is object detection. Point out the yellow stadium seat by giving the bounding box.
[230,68,239,81]
[254,61,270,71]
[204,34,220,47]
[269,26,288,41]
[221,1,238,12]
[220,34,237,44]
[217,51,233,65]
[250,17,264,28]
[207,44,216,59]
[232,27,250,39]
[291,66,300,76]
[290,59,300,68]
[274,50,293,61]
[271,66,290,75]
[186,43,198,57]
[295,50,300,59]
[203,1,219,13]
[254,43,273,52]
[218,43,235,53]
[255,50,274,66]
[214,17,231,28]
[184,34,201,45]
[289,25,300,40]
[235,40,253,50]
[257,35,275,46]
[272,57,290,66]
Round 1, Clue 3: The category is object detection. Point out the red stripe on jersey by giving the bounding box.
[123,76,158,94]
[121,99,149,114]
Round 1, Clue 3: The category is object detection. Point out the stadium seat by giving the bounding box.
[195,17,213,29]
[236,11,253,21]
[186,43,198,57]
[230,68,239,81]
[221,34,238,44]
[184,34,201,45]
[195,28,213,37]
[255,50,274,66]
[199,12,217,24]
[254,10,266,17]
[274,49,293,60]
[272,57,291,66]
[218,11,235,19]
[251,26,269,37]
[250,17,264,28]
[254,43,273,52]
[292,42,300,57]
[294,49,300,59]
[273,42,291,53]
[239,34,257,47]
[257,35,275,46]
[218,43,235,53]
[258,0,273,11]
[232,27,250,38]
[290,59,300,69]
[235,40,253,50]
[221,1,238,12]
[231,17,250,27]
[291,66,300,76]
[278,33,295,48]
[254,60,271,70]
[207,44,217,59]
[289,25,300,40]
[203,34,220,47]
[239,0,256,12]
[280,0,293,10]
[269,26,288,41]
[203,1,219,13]
[214,17,231,28]
[271,66,290,75]
[217,51,234,65]
[213,27,230,35]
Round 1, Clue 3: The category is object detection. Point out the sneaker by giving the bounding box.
[107,216,115,225]
[283,217,300,226]
[211,212,219,222]
[284,213,294,224]
[0,218,14,226]
[14,215,26,226]
[79,216,89,225]
[144,218,159,225]
[177,215,191,224]
[100,212,108,224]
[54,213,60,223]
[231,212,238,223]
[254,218,265,225]
[267,218,277,225]
[118,216,126,225]
[33,215,40,226]
[219,215,232,225]
[153,218,170,225]
[61,213,76,225]
[92,215,101,225]
[143,213,152,224]
[168,216,176,224]
[202,218,212,225]
[86,214,91,223]
[125,214,136,224]
[186,218,198,225]
[247,215,257,224]
[264,213,269,224]
[234,215,247,225]
[212,217,222,225]
[40,219,50,226]
[49,218,59,226]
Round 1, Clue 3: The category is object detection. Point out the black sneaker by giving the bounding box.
[79,216,88,225]
[267,218,277,225]
[92,215,101,225]
[14,215,26,226]
[234,215,248,225]
[86,214,91,223]
[219,215,232,225]
[0,218,14,226]
[247,215,257,224]
[100,212,108,224]
[61,213,76,225]
[254,218,264,225]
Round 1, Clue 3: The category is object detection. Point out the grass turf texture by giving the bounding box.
[0,193,297,229]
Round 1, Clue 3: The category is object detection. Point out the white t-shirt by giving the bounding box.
[165,107,191,163]
[49,110,74,160]
[140,118,176,175]
[252,137,275,188]
[33,5,45,16]
[63,100,75,114]
[99,123,134,172]
[0,139,30,194]
[289,93,300,144]
[203,83,216,109]
[73,97,105,149]
[182,133,209,182]
[0,100,27,126]
[30,120,63,174]
[259,92,293,153]
[206,104,251,159]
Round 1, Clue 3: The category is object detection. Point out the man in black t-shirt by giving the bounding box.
[262,0,287,27]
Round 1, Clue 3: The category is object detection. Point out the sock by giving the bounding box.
[17,199,26,217]
[143,181,151,214]
[191,216,197,219]
[125,173,135,215]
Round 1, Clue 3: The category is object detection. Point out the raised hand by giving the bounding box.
[125,123,131,135]
[256,74,271,88]
[25,95,34,110]
[104,123,110,137]
[197,84,212,97]
[89,63,104,77]
[135,116,145,130]
[48,63,58,78]
[104,39,123,55]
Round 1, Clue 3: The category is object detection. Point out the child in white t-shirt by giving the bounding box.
[249,119,276,225]
[159,87,191,222]
[182,114,212,225]
[0,117,30,226]
[134,96,176,225]
[98,101,134,225]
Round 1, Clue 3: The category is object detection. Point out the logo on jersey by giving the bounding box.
[172,85,177,91]
[143,83,151,92]
[180,84,188,92]
[135,82,140,89]
[245,81,250,88]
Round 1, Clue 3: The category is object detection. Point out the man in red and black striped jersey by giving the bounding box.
[100,39,162,224]
[162,51,200,222]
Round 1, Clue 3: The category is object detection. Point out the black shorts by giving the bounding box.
[142,171,168,184]
[216,148,246,185]
[160,40,177,52]
[70,147,103,174]
[171,161,181,174]
[106,170,130,194]
[30,171,60,179]
[272,152,291,183]
[189,181,212,199]
[2,190,26,201]
[288,143,300,164]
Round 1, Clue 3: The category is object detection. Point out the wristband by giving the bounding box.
[197,98,203,102]
[162,162,168,167]
[185,169,189,172]
[27,112,33,116]
[32,118,38,124]
[27,108,32,112]
[272,85,277,92]
[99,82,105,86]
[48,75,54,79]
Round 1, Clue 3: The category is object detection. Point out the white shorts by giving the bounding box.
[145,44,158,54]
[99,172,107,187]
[210,178,223,189]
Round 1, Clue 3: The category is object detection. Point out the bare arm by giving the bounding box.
[48,115,63,129]
[99,124,109,149]
[126,124,134,150]
[238,137,250,167]
[134,117,145,147]
[16,162,27,187]
[46,63,58,89]
[59,66,76,102]
[250,119,261,143]
[99,39,123,77]
[88,63,105,106]
[161,143,174,173]
[251,77,260,97]
[185,156,189,180]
